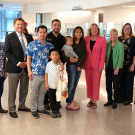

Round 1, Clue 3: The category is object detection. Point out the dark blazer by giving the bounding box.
[118,36,135,69]
[5,31,33,73]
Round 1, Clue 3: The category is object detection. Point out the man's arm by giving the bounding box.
[27,55,34,80]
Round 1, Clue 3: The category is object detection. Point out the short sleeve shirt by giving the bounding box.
[0,43,5,77]
[25,39,54,76]
[45,61,60,89]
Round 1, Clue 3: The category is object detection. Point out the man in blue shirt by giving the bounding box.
[26,25,53,118]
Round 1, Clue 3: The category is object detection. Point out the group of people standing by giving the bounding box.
[0,17,135,119]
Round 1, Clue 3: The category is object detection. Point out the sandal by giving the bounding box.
[72,100,80,107]
[87,102,93,107]
[92,103,97,109]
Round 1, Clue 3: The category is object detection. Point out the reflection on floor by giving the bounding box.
[0,70,135,135]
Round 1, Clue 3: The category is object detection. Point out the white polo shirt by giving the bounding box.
[45,60,60,89]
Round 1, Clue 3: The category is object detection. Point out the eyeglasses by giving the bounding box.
[124,27,131,30]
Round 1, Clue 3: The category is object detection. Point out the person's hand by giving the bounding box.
[4,72,7,80]
[28,71,34,81]
[46,85,49,91]
[60,64,64,71]
[69,57,74,63]
[98,68,102,72]
[114,69,119,75]
[19,62,26,68]
[74,58,78,63]
[129,64,134,72]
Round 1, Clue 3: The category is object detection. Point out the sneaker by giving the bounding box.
[66,103,79,110]
[72,100,80,107]
[51,111,57,118]
[37,110,50,115]
[44,104,50,110]
[31,111,40,119]
[56,111,62,118]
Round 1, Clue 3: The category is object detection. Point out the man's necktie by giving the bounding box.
[20,34,26,55]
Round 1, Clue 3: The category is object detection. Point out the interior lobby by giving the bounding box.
[0,0,135,135]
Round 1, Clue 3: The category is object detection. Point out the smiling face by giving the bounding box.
[110,31,118,42]
[51,21,61,34]
[14,20,25,34]
[123,24,131,36]
[91,25,98,36]
[75,28,82,40]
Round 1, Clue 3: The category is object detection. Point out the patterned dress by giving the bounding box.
[0,43,5,78]
[119,38,131,65]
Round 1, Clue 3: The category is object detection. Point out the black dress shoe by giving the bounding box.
[18,107,31,112]
[0,108,8,113]
[104,101,113,106]
[9,112,18,118]
[124,102,130,105]
[44,104,50,110]
[112,103,117,109]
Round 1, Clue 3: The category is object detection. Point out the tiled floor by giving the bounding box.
[0,70,135,135]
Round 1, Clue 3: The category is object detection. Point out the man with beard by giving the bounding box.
[44,19,65,110]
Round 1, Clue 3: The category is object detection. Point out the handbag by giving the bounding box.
[56,71,68,101]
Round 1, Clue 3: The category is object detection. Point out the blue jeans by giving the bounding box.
[0,77,4,109]
[66,65,82,103]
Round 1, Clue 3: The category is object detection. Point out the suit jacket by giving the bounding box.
[105,41,124,70]
[5,31,34,73]
[84,36,107,69]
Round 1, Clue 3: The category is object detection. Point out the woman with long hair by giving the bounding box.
[62,26,86,110]
[118,23,135,105]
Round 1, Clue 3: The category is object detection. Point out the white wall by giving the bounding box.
[51,11,95,23]
[104,9,135,22]
[23,13,36,34]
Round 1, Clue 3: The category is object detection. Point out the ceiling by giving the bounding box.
[92,1,135,10]
[0,0,58,4]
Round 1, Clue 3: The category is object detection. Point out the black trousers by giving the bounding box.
[119,65,134,103]
[106,67,123,103]
[44,92,49,104]
[47,88,60,111]
[0,77,4,109]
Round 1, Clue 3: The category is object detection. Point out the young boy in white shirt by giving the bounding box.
[45,48,62,118]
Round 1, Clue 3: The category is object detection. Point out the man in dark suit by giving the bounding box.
[5,18,33,118]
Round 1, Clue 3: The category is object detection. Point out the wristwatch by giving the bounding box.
[60,63,63,65]
[116,68,119,70]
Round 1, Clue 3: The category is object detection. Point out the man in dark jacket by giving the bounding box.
[5,18,33,118]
